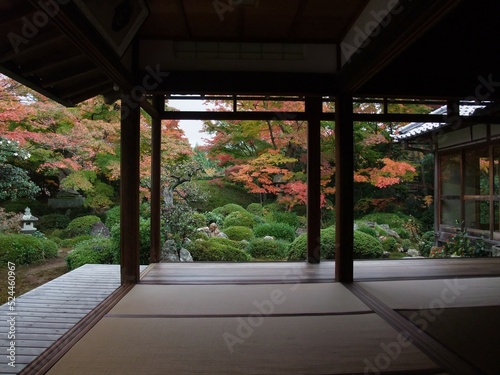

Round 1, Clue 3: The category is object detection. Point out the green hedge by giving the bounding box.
[287,226,336,261]
[247,238,289,260]
[37,214,70,232]
[105,206,120,228]
[287,227,383,260]
[266,211,300,229]
[353,231,384,259]
[223,210,256,228]
[64,215,102,238]
[66,237,114,270]
[381,237,398,252]
[60,235,93,248]
[0,234,58,265]
[110,217,151,265]
[253,222,296,242]
[246,203,264,216]
[212,203,247,217]
[188,237,251,262]
[223,226,254,241]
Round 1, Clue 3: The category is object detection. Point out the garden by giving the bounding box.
[0,75,489,303]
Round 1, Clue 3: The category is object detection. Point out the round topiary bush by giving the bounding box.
[64,215,102,238]
[0,234,58,265]
[66,237,114,270]
[60,235,93,248]
[204,211,224,227]
[212,203,247,217]
[248,238,289,260]
[187,237,251,262]
[267,211,300,229]
[223,226,254,241]
[287,226,336,261]
[253,222,296,242]
[37,214,70,232]
[247,203,264,216]
[223,210,256,229]
[353,231,384,259]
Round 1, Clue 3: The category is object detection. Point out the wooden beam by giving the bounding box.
[150,95,164,264]
[163,110,308,121]
[335,94,354,282]
[152,71,338,97]
[120,96,141,284]
[306,97,322,264]
[30,0,158,116]
[162,110,500,124]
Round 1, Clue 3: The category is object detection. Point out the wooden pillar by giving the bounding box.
[306,97,322,263]
[150,95,163,263]
[120,96,141,284]
[335,94,354,282]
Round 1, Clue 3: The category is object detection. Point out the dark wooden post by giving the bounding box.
[120,96,141,284]
[150,95,163,263]
[306,97,322,263]
[335,94,354,282]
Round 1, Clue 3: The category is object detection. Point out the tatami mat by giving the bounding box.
[46,314,440,375]
[107,283,371,316]
[358,277,500,309]
[399,306,500,375]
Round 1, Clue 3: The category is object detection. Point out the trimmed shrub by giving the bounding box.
[248,238,289,260]
[66,237,114,270]
[254,222,296,242]
[204,211,224,227]
[37,214,70,232]
[105,206,120,228]
[223,210,256,229]
[247,203,264,216]
[266,211,300,229]
[188,237,251,262]
[223,226,254,241]
[0,234,58,265]
[287,226,336,261]
[353,231,384,259]
[64,215,102,238]
[356,224,378,238]
[381,237,398,253]
[60,235,93,248]
[192,213,207,229]
[212,203,247,217]
[110,217,151,265]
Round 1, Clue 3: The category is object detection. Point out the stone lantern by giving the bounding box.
[21,207,38,234]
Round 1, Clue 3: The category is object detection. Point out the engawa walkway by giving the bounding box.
[0,264,127,374]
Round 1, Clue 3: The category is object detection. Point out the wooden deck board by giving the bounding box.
[0,264,129,374]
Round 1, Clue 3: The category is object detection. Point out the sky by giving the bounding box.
[168,99,210,147]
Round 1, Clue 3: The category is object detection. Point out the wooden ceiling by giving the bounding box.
[0,0,499,106]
